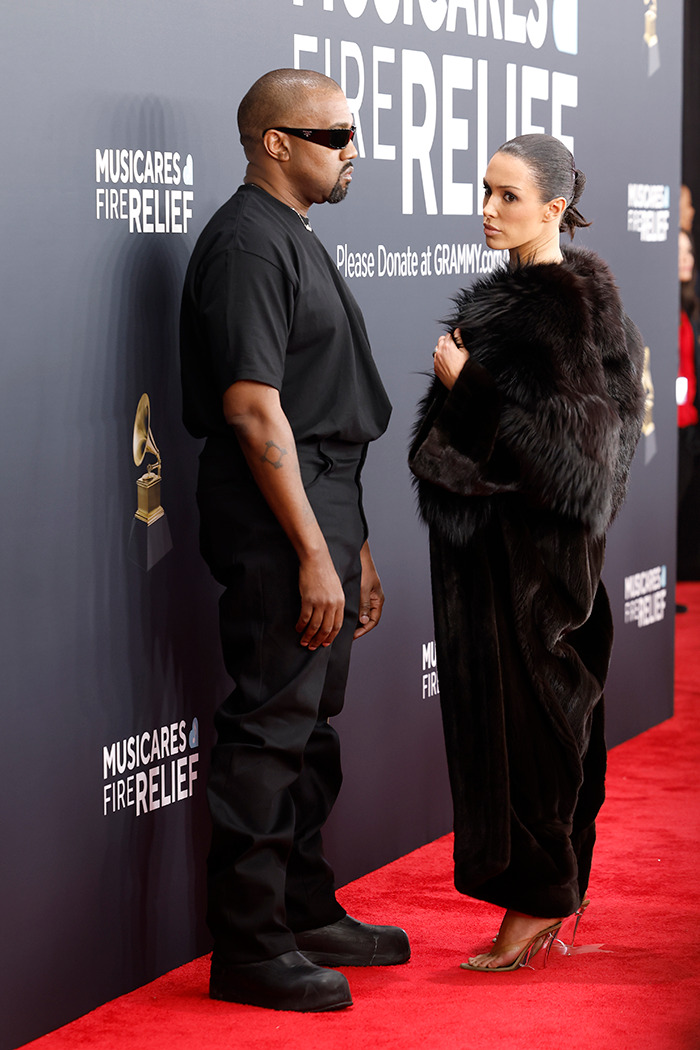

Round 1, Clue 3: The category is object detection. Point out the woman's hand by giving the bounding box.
[353,541,384,640]
[433,327,469,390]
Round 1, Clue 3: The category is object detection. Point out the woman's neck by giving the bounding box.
[509,236,564,266]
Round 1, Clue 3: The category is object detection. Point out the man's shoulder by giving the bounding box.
[196,185,266,247]
[193,185,303,270]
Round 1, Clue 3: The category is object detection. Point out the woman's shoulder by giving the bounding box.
[560,245,622,300]
[560,243,611,274]
[460,244,613,299]
[453,245,623,338]
[514,245,619,305]
[447,246,632,398]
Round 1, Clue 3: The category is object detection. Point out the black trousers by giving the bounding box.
[197,436,367,964]
[678,426,700,578]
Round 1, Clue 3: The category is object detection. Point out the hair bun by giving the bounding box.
[571,168,586,207]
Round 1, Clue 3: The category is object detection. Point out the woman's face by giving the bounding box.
[482,152,563,259]
[680,185,695,233]
[679,230,694,283]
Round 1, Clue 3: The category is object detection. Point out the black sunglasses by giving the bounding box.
[265,126,356,150]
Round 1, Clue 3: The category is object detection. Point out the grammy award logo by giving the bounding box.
[133,393,164,524]
[644,0,660,77]
[129,393,172,570]
[642,345,657,464]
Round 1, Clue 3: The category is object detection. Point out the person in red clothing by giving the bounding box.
[678,230,698,429]
[677,229,700,583]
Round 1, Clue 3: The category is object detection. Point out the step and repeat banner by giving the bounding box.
[1,2,681,1046]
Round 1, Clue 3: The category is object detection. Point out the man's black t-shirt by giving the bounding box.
[180,183,392,445]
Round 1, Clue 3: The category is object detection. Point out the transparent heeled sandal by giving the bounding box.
[491,903,587,947]
[568,898,590,947]
[461,921,563,972]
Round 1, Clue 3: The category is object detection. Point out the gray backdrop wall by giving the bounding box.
[1,2,681,1047]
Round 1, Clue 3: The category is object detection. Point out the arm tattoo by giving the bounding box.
[261,440,288,469]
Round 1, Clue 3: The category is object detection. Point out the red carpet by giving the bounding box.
[22,584,700,1050]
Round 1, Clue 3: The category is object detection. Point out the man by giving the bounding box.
[180,69,407,1013]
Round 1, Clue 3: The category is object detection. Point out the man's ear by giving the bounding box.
[262,129,290,162]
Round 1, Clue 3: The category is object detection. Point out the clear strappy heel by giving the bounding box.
[460,921,563,972]
[569,898,590,947]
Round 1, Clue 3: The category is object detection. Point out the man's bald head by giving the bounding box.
[238,69,344,156]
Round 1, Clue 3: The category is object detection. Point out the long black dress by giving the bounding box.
[409,246,645,917]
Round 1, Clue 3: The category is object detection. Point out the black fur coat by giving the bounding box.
[409,246,645,916]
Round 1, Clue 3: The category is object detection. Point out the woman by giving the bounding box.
[409,134,645,972]
[677,228,700,581]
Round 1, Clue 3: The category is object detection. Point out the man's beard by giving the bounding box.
[328,163,353,204]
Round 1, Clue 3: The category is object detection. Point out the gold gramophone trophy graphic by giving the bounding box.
[644,0,660,77]
[642,345,657,464]
[133,393,164,524]
[128,393,173,570]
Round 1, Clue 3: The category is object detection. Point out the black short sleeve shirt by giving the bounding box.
[180,183,392,444]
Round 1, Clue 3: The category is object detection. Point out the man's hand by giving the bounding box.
[297,551,346,651]
[353,541,385,640]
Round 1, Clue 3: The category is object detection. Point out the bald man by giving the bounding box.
[180,70,408,1012]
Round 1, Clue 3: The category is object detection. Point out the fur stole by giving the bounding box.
[409,246,645,545]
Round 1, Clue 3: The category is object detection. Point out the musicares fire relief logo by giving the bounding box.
[95,148,194,233]
[624,565,667,628]
[627,183,670,243]
[103,717,199,817]
[421,640,440,700]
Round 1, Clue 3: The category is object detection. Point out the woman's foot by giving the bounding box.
[464,910,562,971]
